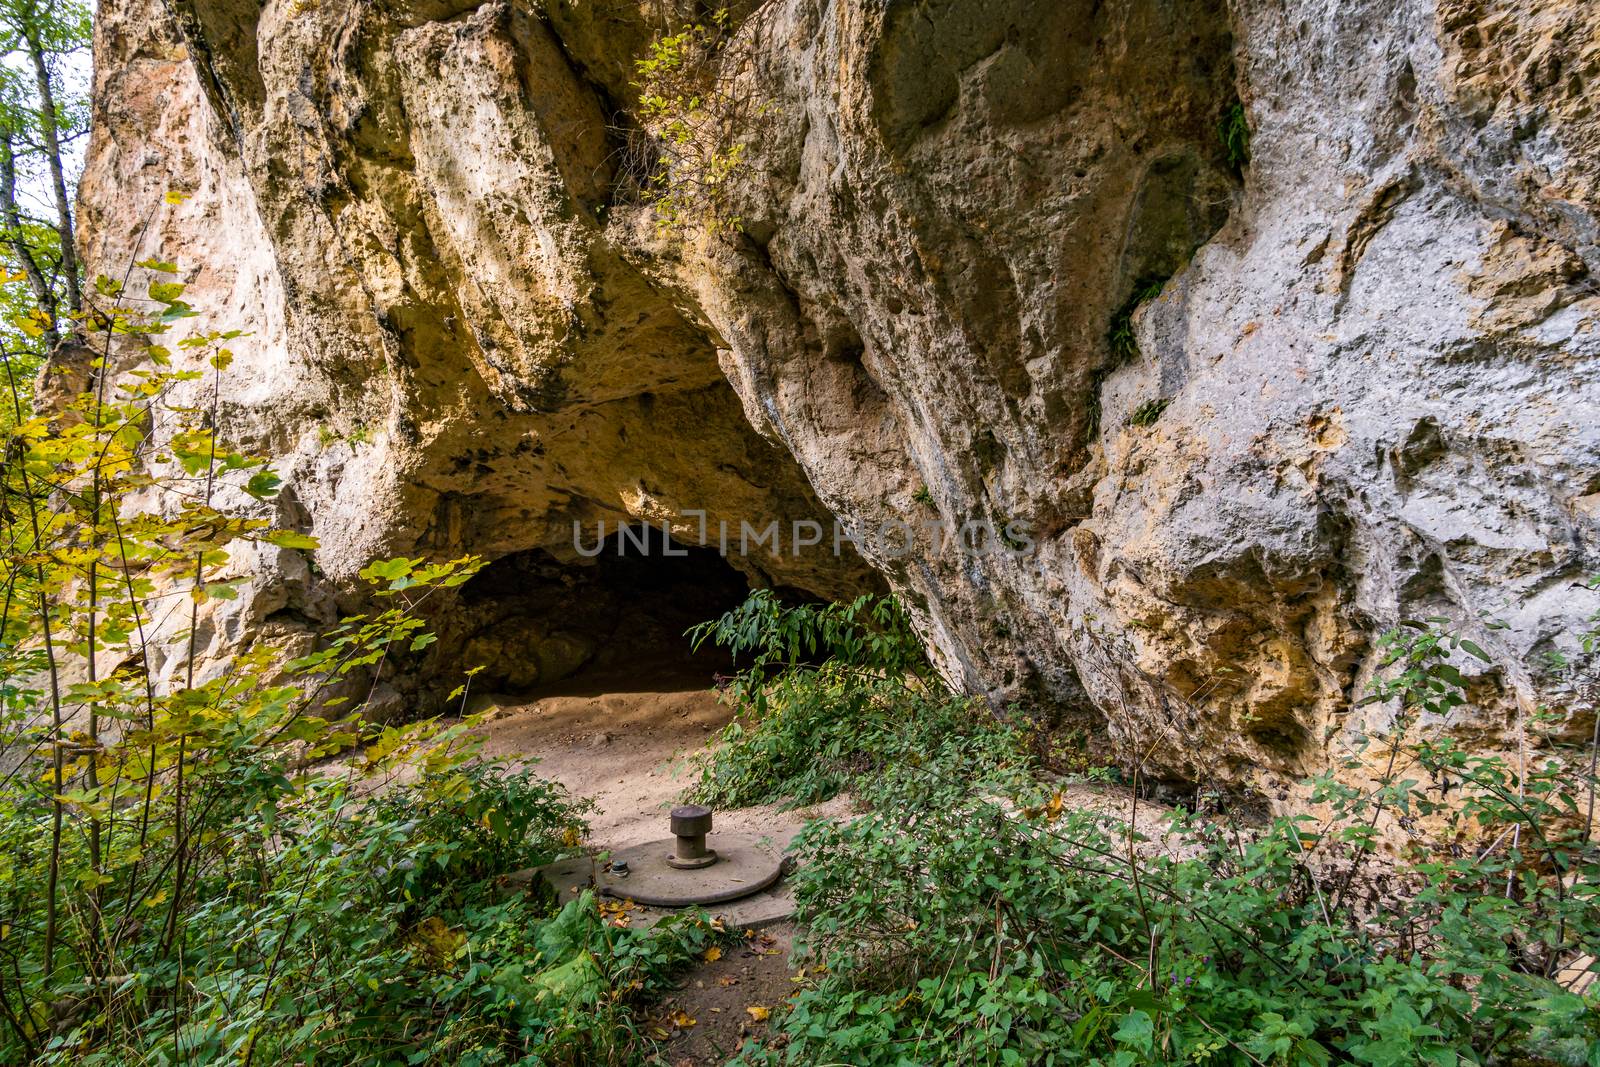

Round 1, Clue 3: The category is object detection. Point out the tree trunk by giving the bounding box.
[24,16,81,318]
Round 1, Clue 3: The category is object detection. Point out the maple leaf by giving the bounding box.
[703,946,722,962]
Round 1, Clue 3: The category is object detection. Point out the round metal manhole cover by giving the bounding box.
[598,832,784,907]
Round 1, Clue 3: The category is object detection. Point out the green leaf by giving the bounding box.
[361,558,416,583]
[148,280,186,304]
[1113,1009,1153,1052]
[244,470,283,499]
[265,530,319,550]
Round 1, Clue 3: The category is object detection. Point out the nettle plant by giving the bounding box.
[683,590,1036,810]
[0,255,736,1066]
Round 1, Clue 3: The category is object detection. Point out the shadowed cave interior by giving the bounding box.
[432,523,755,697]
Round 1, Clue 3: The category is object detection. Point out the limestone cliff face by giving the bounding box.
[79,0,1599,787]
[78,0,875,700]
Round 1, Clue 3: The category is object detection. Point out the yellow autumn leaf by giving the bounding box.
[703,946,722,962]
[670,1009,696,1029]
[745,1005,771,1022]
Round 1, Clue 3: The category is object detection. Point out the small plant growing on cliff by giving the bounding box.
[1219,100,1250,172]
[1107,275,1167,363]
[1124,396,1171,428]
[1086,275,1168,437]
[633,7,766,236]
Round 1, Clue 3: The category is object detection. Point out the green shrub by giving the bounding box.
[0,260,722,1065]
[633,7,762,235]
[7,757,725,1066]
[703,594,1600,1065]
[751,785,1600,1064]
[686,591,1034,809]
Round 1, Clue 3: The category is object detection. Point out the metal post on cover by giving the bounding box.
[666,804,718,869]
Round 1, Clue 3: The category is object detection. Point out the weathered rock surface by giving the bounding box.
[78,0,1599,789]
[78,0,874,694]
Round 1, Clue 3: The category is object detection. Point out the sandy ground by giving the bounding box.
[470,654,851,849]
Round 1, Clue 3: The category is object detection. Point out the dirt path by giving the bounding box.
[470,654,849,848]
[467,656,842,1063]
[470,656,730,846]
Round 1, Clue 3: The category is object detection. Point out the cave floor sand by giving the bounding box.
[469,653,852,849]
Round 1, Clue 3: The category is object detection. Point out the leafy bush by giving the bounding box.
[699,592,1600,1065]
[686,591,1033,809]
[0,261,721,1064]
[7,755,729,1066]
[755,785,1598,1065]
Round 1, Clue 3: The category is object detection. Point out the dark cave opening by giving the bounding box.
[439,523,752,696]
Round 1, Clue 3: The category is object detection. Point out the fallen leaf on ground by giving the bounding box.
[745,1005,771,1021]
[670,1009,697,1030]
[703,946,722,962]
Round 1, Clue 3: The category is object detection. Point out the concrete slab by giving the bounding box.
[526,834,800,930]
[603,833,784,906]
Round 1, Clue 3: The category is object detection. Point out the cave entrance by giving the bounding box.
[447,523,749,698]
